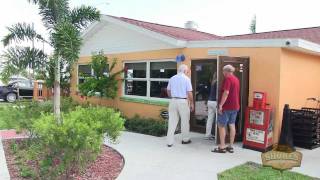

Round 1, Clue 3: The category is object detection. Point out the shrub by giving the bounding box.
[32,106,125,179]
[1,99,124,179]
[125,115,167,137]
[79,51,123,99]
[0,97,79,131]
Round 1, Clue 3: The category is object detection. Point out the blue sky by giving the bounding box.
[0,0,320,53]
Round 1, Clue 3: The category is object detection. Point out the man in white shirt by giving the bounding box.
[166,64,194,147]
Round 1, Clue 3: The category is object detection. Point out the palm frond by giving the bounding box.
[52,21,81,63]
[28,0,70,29]
[2,46,48,70]
[0,63,28,83]
[1,47,47,82]
[70,5,100,30]
[2,23,46,47]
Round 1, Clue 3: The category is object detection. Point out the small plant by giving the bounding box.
[10,142,18,154]
[32,106,125,179]
[20,165,35,178]
[125,115,168,137]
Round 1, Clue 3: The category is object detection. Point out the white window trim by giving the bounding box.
[122,59,176,101]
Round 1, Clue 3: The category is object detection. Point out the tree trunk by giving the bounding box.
[54,57,61,124]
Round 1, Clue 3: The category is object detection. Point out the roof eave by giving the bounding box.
[187,39,320,56]
[292,39,320,56]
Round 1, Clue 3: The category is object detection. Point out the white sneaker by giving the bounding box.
[204,136,214,140]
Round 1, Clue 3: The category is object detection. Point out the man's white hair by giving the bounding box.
[223,64,235,72]
[178,64,188,73]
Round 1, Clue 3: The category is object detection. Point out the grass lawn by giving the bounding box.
[218,162,318,180]
[0,102,13,129]
[0,102,10,106]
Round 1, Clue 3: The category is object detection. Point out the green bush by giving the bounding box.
[79,51,123,99]
[125,115,167,137]
[0,97,79,131]
[32,106,125,179]
[1,99,125,179]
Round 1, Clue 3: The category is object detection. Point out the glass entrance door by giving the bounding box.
[191,60,217,133]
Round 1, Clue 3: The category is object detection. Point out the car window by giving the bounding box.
[18,81,32,88]
[8,82,17,87]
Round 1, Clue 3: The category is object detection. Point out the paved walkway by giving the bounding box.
[0,136,10,180]
[105,131,320,180]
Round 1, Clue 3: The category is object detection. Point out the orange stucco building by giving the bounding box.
[71,15,320,144]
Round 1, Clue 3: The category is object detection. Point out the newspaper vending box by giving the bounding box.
[243,92,273,152]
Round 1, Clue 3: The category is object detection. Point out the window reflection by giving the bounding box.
[78,65,92,84]
[125,63,146,78]
[150,62,176,78]
[150,81,169,98]
[125,80,147,96]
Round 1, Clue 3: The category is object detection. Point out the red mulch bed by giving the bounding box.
[2,140,124,180]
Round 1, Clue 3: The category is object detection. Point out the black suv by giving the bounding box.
[0,80,34,102]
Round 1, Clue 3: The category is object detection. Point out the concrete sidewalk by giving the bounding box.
[106,131,320,180]
[0,137,10,180]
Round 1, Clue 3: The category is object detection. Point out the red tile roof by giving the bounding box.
[224,27,320,44]
[110,15,320,44]
[111,16,221,41]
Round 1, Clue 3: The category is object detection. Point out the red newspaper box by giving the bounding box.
[243,92,273,152]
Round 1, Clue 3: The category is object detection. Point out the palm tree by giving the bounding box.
[1,23,48,83]
[249,14,256,34]
[2,0,100,123]
[1,45,47,83]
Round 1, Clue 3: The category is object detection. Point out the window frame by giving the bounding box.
[123,59,176,101]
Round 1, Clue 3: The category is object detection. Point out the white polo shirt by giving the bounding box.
[167,73,193,98]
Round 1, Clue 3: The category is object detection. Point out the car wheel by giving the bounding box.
[6,93,17,103]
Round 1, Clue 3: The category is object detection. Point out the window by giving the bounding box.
[78,63,110,89]
[124,60,177,98]
[150,62,176,78]
[125,62,146,78]
[150,81,169,98]
[78,64,92,84]
[93,65,109,77]
[17,80,33,89]
[125,80,147,96]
